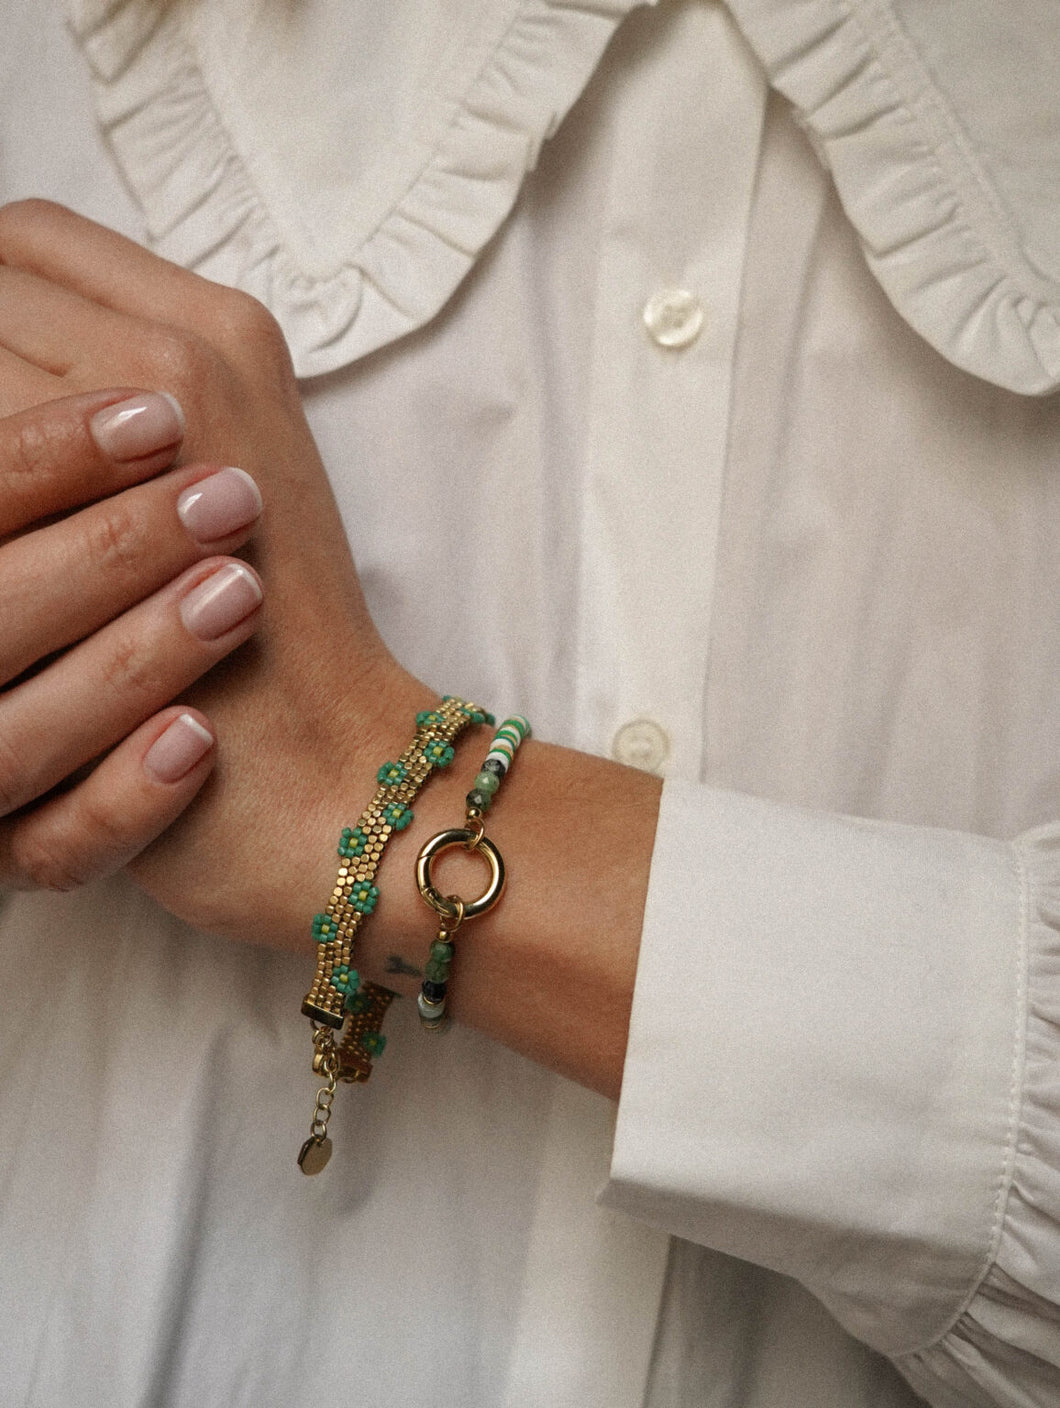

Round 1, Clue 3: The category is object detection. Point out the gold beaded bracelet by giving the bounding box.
[297,695,492,1175]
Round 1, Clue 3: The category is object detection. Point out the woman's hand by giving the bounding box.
[0,199,659,1098]
[0,198,423,947]
[0,386,264,890]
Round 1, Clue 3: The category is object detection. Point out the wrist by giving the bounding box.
[292,685,661,1101]
[349,721,661,1098]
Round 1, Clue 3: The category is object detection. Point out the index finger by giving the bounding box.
[0,388,185,537]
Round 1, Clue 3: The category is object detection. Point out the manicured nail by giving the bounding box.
[89,391,185,462]
[179,562,263,641]
[177,467,263,543]
[143,713,214,783]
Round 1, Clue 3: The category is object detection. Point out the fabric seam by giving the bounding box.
[863,0,1056,306]
[86,0,625,276]
[833,0,1052,322]
[737,0,1060,388]
[897,839,1032,1360]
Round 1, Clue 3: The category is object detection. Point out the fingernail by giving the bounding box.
[89,391,185,462]
[179,562,263,641]
[143,713,214,783]
[177,467,263,543]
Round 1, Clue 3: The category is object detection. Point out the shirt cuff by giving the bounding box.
[602,781,1023,1360]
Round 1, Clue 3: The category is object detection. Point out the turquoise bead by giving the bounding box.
[360,1031,387,1058]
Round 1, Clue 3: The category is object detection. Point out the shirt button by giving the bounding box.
[611,718,671,773]
[642,288,704,349]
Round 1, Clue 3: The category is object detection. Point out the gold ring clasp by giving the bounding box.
[415,828,505,921]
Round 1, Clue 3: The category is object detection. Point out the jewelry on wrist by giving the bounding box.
[415,716,530,1032]
[297,695,493,1176]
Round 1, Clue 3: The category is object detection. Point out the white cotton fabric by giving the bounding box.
[66,0,652,375]
[722,0,1060,395]
[1,1,1059,1405]
[611,790,1023,1354]
[65,0,1060,391]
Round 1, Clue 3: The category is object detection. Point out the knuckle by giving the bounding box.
[12,826,88,893]
[0,197,67,240]
[0,724,26,818]
[214,288,283,345]
[71,791,137,869]
[83,502,148,587]
[139,327,216,397]
[5,413,66,485]
[210,289,293,370]
[100,633,168,708]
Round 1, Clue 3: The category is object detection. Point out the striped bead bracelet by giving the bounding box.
[415,716,531,1031]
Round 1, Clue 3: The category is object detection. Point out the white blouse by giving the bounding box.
[1,1,1059,1404]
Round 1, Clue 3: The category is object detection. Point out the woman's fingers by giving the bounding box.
[0,707,217,891]
[0,343,62,417]
[0,387,185,536]
[0,460,263,685]
[0,556,263,818]
[0,264,132,376]
[0,200,214,334]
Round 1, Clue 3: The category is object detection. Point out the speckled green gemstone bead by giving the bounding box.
[466,788,489,812]
[474,770,500,797]
[425,940,453,984]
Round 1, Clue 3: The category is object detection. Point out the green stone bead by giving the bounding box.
[474,770,500,797]
[425,959,451,983]
[430,940,454,963]
[466,788,490,811]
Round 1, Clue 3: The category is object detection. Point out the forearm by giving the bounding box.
[0,200,661,1100]
[278,675,662,1099]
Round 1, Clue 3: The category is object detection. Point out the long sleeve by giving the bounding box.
[604,782,1060,1405]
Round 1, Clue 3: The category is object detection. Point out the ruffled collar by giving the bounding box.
[67,0,650,377]
[69,0,1060,394]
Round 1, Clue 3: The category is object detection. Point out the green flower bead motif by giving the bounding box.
[422,738,456,768]
[329,964,360,996]
[416,709,446,730]
[377,760,408,787]
[344,990,372,1015]
[456,704,493,726]
[383,801,413,830]
[312,913,341,944]
[348,880,380,914]
[360,1031,387,1059]
[338,825,369,859]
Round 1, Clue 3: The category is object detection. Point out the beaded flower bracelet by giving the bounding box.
[297,695,492,1175]
[415,716,531,1032]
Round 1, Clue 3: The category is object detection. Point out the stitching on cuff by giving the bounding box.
[909,839,1031,1354]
